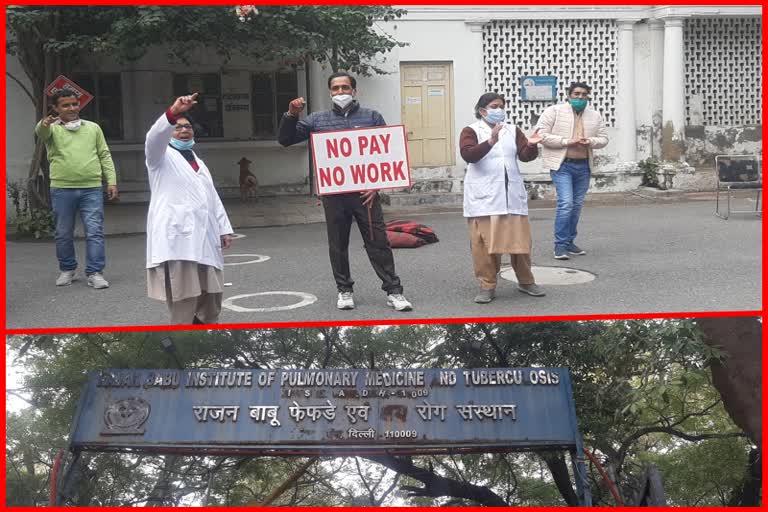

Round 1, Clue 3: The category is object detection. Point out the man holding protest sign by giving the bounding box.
[35,89,118,289]
[278,72,412,312]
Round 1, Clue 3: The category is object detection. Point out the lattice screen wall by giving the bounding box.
[483,20,617,129]
[684,17,762,126]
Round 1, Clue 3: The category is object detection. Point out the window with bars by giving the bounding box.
[172,73,223,138]
[252,70,299,138]
[71,73,123,140]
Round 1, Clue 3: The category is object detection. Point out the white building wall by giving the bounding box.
[5,57,37,221]
[5,5,761,219]
[5,44,313,210]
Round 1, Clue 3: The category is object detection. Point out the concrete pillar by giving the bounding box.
[648,20,665,159]
[615,19,638,162]
[661,17,687,160]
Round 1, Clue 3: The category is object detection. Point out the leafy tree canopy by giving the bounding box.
[5,320,758,506]
[7,5,407,113]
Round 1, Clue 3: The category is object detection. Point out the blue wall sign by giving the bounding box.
[69,368,583,455]
[521,76,558,101]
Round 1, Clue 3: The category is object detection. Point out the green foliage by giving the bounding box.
[640,435,750,505]
[5,321,753,506]
[639,158,661,188]
[6,181,54,239]
[6,6,407,76]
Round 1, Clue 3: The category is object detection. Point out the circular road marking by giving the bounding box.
[500,265,596,285]
[224,254,270,266]
[222,291,318,313]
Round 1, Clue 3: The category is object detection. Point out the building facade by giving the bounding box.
[5,5,761,216]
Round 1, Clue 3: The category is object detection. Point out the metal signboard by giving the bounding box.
[44,75,94,110]
[521,76,557,101]
[69,367,583,456]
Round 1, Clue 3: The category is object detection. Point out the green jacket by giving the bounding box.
[34,119,117,188]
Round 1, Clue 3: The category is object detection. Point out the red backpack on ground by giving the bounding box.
[385,220,439,248]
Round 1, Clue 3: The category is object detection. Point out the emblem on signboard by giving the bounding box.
[101,397,151,435]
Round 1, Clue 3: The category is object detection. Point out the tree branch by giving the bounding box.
[620,426,747,459]
[479,324,509,367]
[365,454,508,506]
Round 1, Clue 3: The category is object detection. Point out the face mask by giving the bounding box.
[62,119,82,131]
[331,94,354,109]
[569,98,588,113]
[483,107,506,124]
[170,138,195,151]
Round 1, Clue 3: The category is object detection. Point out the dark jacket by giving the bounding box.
[278,102,386,146]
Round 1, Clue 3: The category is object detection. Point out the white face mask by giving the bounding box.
[62,119,82,131]
[331,94,354,109]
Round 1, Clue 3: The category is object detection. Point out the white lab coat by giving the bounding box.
[145,113,233,270]
[463,120,528,218]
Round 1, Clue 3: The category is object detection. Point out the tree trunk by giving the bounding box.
[144,455,181,506]
[695,318,761,448]
[539,451,580,506]
[727,447,761,506]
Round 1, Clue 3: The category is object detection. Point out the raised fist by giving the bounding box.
[288,97,306,116]
[170,93,199,116]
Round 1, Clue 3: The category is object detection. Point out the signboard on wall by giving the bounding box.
[521,76,557,101]
[69,367,583,455]
[44,75,94,109]
[223,93,250,112]
[310,126,412,195]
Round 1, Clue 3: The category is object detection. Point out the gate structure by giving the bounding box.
[57,367,592,505]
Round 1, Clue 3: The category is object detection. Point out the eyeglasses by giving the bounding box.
[174,124,194,131]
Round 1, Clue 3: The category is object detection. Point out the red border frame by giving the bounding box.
[310,124,413,195]
[6,310,762,336]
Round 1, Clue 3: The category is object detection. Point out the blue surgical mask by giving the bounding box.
[483,107,506,124]
[170,138,195,151]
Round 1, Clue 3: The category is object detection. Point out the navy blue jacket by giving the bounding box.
[278,102,386,146]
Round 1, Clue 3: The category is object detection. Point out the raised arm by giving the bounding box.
[145,93,198,170]
[34,115,59,142]
[278,97,314,146]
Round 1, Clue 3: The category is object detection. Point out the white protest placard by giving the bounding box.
[310,125,412,195]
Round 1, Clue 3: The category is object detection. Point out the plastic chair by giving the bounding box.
[714,155,761,220]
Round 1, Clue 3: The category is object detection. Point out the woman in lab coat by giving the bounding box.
[460,92,545,304]
[145,93,234,324]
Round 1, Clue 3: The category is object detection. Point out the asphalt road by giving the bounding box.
[6,201,762,330]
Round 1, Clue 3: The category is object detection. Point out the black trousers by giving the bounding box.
[321,193,403,295]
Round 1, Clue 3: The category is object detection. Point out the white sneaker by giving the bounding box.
[87,273,110,289]
[387,293,413,312]
[56,270,76,286]
[337,292,355,310]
